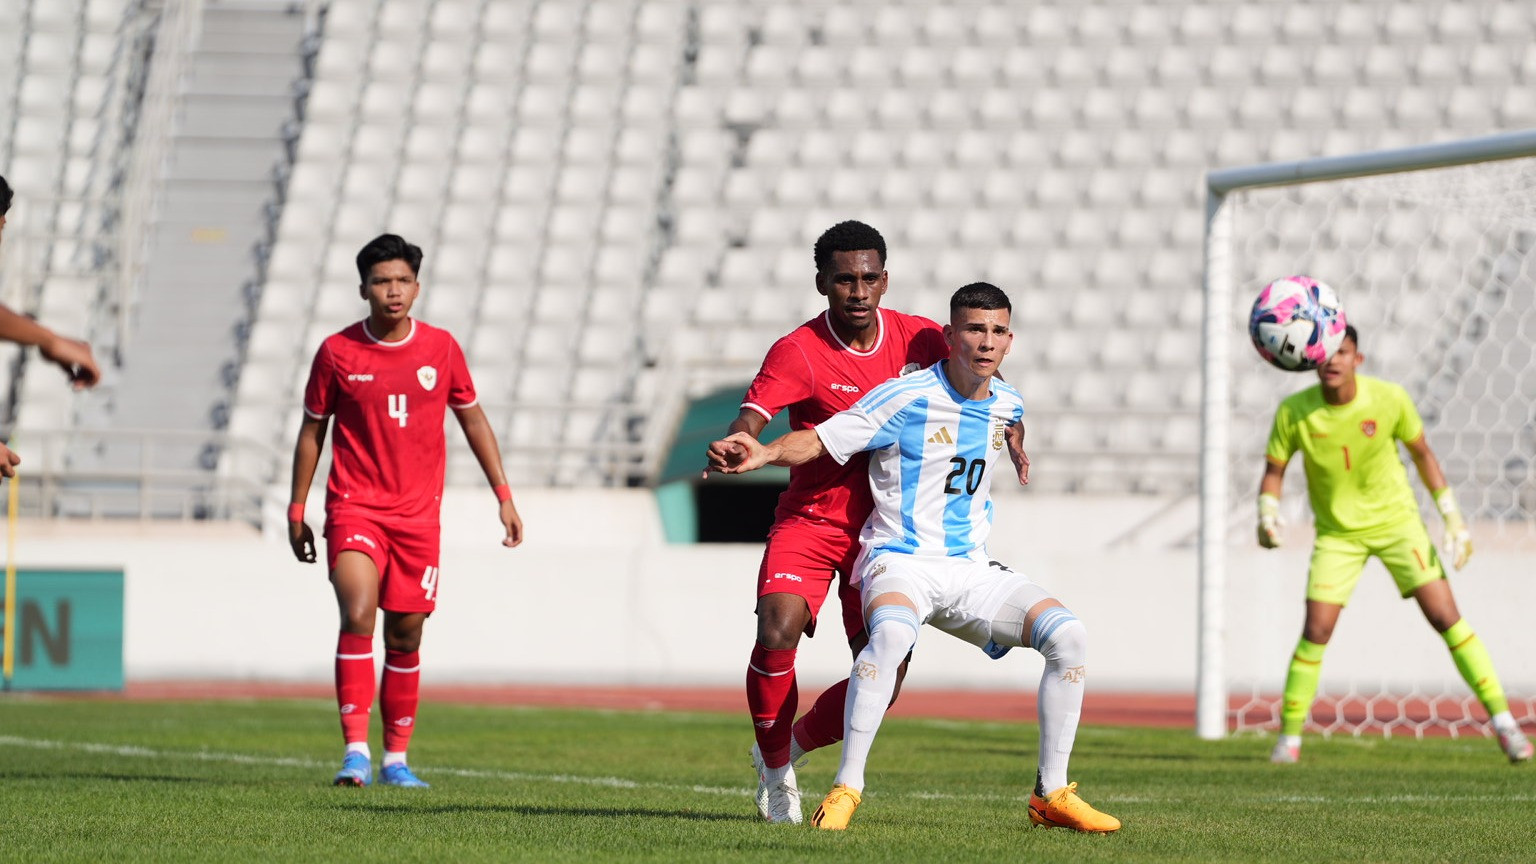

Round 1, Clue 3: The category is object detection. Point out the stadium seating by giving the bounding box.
[7,0,1536,502]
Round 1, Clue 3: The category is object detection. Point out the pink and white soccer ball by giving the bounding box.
[1248,276,1348,372]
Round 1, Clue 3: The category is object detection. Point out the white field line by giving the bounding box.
[2,736,1534,805]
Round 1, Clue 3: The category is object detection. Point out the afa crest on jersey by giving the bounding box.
[991,418,1006,451]
[417,365,437,391]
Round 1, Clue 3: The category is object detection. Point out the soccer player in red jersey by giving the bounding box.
[0,174,101,478]
[707,221,1027,823]
[287,234,523,787]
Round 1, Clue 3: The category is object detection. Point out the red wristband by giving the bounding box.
[287,502,305,523]
[492,484,511,503]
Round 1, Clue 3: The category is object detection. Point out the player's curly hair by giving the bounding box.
[813,220,887,271]
[356,233,423,282]
[951,282,1011,315]
[0,174,13,216]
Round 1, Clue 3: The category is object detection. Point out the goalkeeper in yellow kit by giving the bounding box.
[1258,325,1532,764]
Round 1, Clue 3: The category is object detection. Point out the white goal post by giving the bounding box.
[1199,128,1536,740]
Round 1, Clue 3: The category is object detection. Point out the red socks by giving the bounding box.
[381,649,421,753]
[334,632,374,745]
[746,644,798,768]
[792,677,848,754]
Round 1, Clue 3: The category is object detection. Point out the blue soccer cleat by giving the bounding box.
[333,751,372,787]
[379,762,430,788]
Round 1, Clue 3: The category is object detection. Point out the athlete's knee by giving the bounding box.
[382,613,425,653]
[865,605,920,662]
[338,607,376,635]
[1301,620,1335,645]
[756,597,810,649]
[1031,607,1086,667]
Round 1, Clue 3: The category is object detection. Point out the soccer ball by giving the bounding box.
[1248,276,1348,371]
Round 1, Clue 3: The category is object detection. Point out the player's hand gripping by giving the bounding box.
[1257,493,1283,548]
[39,334,101,389]
[0,441,19,479]
[289,518,317,563]
[1005,420,1029,485]
[1435,488,1473,569]
[704,432,772,476]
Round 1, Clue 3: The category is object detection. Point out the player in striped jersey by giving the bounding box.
[709,283,1120,833]
[1259,325,1531,764]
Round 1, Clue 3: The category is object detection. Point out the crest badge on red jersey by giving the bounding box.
[1361,420,1377,438]
[417,365,437,391]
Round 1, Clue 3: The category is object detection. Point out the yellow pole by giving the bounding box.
[3,461,16,687]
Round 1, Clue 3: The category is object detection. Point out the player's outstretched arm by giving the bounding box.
[1257,459,1286,549]
[708,428,825,476]
[287,415,329,563]
[0,305,100,388]
[1005,420,1030,485]
[1405,434,1471,569]
[454,405,523,548]
[701,408,768,479]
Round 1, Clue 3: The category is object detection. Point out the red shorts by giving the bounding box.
[757,516,864,642]
[325,516,442,614]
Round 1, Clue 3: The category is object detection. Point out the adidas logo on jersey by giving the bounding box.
[927,427,954,444]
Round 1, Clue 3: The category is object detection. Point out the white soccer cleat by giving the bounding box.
[1270,739,1300,764]
[749,743,771,820]
[1497,725,1533,763]
[749,743,804,824]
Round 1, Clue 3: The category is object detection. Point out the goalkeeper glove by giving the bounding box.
[1257,493,1283,548]
[1434,488,1473,570]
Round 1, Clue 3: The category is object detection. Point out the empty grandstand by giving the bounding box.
[3,0,1536,517]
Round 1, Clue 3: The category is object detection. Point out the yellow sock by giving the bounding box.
[1280,639,1327,737]
[1442,619,1509,717]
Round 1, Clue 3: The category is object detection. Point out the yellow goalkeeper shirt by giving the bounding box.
[1265,375,1424,537]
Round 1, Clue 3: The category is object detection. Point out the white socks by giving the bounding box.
[836,605,920,792]
[1032,609,1087,794]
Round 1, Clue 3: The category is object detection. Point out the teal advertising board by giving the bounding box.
[1,568,124,690]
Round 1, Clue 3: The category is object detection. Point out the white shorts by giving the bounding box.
[857,552,1052,651]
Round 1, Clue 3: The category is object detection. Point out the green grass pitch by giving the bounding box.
[0,698,1530,863]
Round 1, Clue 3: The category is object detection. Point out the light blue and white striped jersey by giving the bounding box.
[817,361,1025,562]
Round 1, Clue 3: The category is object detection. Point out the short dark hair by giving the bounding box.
[1344,323,1359,349]
[355,233,422,282]
[950,282,1011,316]
[813,220,886,271]
[0,175,12,216]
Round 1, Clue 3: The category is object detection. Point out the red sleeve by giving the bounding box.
[446,335,477,409]
[913,317,949,364]
[741,336,813,421]
[302,340,336,419]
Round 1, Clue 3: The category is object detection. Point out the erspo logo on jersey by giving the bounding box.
[347,373,374,382]
[828,383,860,393]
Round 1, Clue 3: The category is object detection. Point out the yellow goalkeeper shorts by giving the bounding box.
[1306,520,1446,606]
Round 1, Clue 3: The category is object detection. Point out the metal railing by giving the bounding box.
[118,0,206,357]
[4,426,281,523]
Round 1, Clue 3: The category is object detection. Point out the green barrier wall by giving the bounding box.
[1,568,125,691]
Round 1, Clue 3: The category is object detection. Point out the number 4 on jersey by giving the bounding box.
[389,394,409,427]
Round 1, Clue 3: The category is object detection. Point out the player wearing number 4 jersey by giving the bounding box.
[288,234,524,788]
[711,283,1119,833]
[1259,324,1530,765]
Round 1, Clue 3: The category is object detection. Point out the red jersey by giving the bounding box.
[303,319,477,524]
[742,308,948,529]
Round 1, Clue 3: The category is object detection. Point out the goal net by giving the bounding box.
[1198,130,1536,741]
